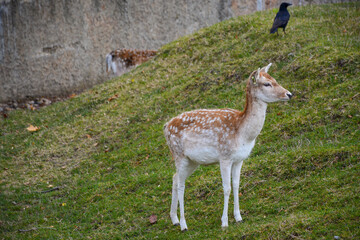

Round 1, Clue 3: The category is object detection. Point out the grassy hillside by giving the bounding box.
[1,3,359,239]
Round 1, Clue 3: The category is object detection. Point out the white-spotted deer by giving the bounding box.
[106,49,157,76]
[164,63,292,231]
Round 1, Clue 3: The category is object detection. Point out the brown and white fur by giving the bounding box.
[164,63,292,231]
[106,49,157,76]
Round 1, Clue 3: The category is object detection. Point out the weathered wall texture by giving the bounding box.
[0,0,351,102]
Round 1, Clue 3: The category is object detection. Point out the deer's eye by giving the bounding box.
[263,83,272,87]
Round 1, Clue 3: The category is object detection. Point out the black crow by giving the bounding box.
[270,2,292,35]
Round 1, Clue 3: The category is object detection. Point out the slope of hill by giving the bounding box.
[1,3,359,239]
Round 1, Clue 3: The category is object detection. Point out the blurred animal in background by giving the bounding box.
[270,2,292,35]
[106,49,157,76]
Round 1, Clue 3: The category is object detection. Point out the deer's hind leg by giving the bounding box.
[170,173,180,225]
[174,158,198,231]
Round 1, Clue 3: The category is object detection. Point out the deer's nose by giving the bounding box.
[286,92,293,99]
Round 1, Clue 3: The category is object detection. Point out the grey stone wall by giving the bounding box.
[0,0,350,102]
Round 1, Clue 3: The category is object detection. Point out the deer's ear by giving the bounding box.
[260,63,272,73]
[250,68,260,86]
[256,68,261,80]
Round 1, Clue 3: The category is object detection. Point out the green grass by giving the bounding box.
[1,3,359,239]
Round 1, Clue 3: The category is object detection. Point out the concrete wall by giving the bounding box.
[0,0,350,102]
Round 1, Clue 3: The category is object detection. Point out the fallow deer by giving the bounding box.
[164,63,292,231]
[106,49,157,76]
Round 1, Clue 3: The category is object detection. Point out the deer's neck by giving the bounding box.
[237,90,268,141]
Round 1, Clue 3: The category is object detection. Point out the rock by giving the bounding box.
[40,98,52,106]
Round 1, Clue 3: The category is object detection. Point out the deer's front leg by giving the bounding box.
[220,161,232,227]
[232,161,244,222]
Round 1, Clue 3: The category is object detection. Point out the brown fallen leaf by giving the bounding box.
[108,94,118,102]
[69,93,76,99]
[149,214,157,224]
[27,125,40,132]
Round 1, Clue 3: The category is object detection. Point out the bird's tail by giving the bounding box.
[270,27,277,34]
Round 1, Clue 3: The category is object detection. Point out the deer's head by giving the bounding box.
[249,63,292,103]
